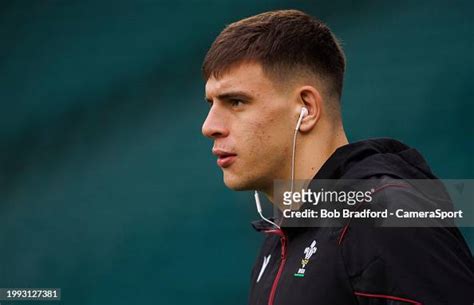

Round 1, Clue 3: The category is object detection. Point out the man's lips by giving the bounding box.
[212,148,237,168]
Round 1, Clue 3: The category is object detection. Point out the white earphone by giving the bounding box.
[295,107,308,131]
[254,106,309,229]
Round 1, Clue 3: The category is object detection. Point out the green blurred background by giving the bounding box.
[0,1,472,304]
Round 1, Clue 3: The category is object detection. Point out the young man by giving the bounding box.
[201,10,473,305]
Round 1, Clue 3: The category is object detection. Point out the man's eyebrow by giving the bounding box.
[205,91,254,103]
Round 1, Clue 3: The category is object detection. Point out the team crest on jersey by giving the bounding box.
[294,240,317,278]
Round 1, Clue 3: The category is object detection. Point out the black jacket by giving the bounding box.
[248,138,473,305]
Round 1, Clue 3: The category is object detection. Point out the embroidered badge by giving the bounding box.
[294,240,317,277]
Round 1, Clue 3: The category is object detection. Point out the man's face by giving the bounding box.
[202,62,295,192]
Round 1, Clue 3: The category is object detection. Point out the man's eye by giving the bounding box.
[230,99,244,107]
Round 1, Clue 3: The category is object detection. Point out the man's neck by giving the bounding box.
[298,126,348,182]
[265,124,348,204]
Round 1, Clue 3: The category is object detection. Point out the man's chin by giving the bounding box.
[223,174,256,191]
[223,180,252,191]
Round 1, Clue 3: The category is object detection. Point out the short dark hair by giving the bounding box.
[202,9,346,100]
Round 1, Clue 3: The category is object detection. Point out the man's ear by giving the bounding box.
[297,86,322,132]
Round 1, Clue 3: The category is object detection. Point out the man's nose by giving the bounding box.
[202,107,229,139]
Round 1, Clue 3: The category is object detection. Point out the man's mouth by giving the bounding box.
[212,149,237,168]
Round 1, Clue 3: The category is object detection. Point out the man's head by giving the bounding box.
[202,10,346,194]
